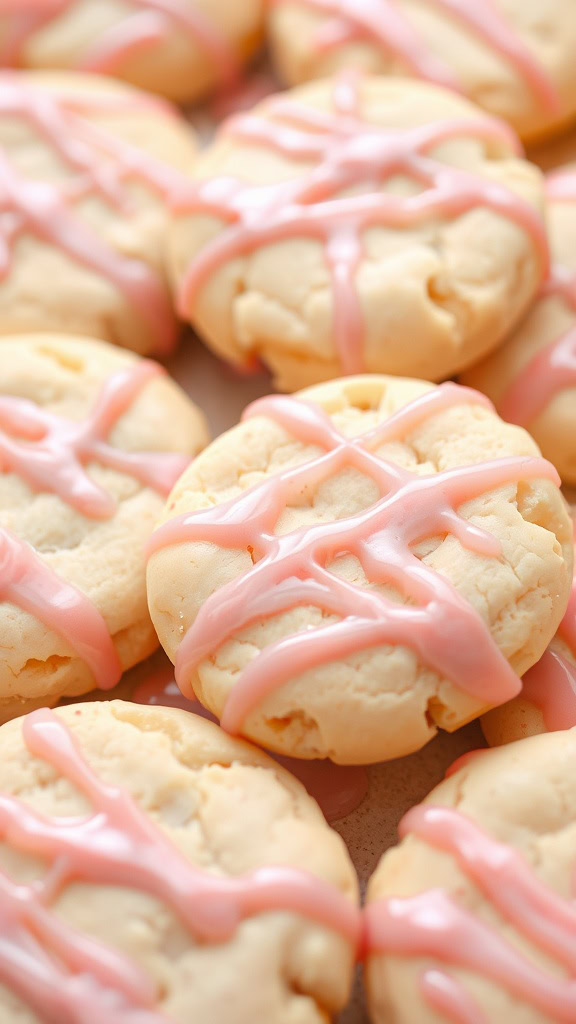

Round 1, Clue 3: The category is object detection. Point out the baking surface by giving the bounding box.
[166,337,486,1024]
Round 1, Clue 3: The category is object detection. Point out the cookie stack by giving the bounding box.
[0,3,575,1023]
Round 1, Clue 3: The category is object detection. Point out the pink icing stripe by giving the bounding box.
[176,74,547,375]
[0,528,121,689]
[132,665,368,821]
[420,970,486,1024]
[0,74,198,355]
[521,649,576,731]
[0,360,190,519]
[285,0,559,113]
[366,804,576,1021]
[148,383,559,731]
[498,170,576,426]
[0,707,360,1019]
[0,0,242,91]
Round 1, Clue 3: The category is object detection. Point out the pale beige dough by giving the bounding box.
[0,0,265,104]
[462,168,576,485]
[268,0,576,142]
[170,75,547,393]
[0,334,209,722]
[0,69,198,356]
[146,374,573,765]
[366,728,576,1023]
[0,700,357,1023]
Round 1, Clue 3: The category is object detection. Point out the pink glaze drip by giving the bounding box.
[0,0,241,91]
[132,665,368,821]
[148,383,560,732]
[177,73,547,375]
[366,803,576,1021]
[0,360,190,518]
[420,970,486,1024]
[0,74,199,355]
[0,707,360,1019]
[0,527,121,689]
[284,0,559,113]
[499,170,576,426]
[521,649,576,732]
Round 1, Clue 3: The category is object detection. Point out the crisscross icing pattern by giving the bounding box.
[177,72,548,374]
[366,802,576,1022]
[499,169,576,426]
[149,382,559,731]
[0,73,196,354]
[274,0,560,113]
[0,527,121,688]
[0,0,240,89]
[0,359,191,518]
[0,708,360,1020]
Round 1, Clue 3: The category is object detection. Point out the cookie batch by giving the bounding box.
[2,3,576,1022]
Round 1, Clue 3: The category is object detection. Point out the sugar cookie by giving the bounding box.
[0,700,359,1021]
[0,334,208,722]
[268,0,576,142]
[146,374,572,764]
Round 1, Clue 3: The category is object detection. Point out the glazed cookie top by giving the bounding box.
[268,0,576,141]
[146,374,572,765]
[0,69,198,355]
[171,73,547,392]
[0,700,359,1022]
[365,728,576,1023]
[0,0,265,103]
[462,166,576,485]
[0,334,208,718]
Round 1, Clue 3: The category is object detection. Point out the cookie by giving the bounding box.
[0,0,265,104]
[365,727,576,1022]
[482,504,576,746]
[0,700,359,1021]
[462,165,576,484]
[0,333,208,722]
[146,374,572,765]
[268,0,576,142]
[0,69,198,356]
[170,74,547,392]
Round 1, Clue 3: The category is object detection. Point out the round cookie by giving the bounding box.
[146,374,573,765]
[0,0,265,104]
[365,728,576,1023]
[0,69,199,356]
[268,0,576,142]
[462,165,576,484]
[0,700,359,1022]
[482,503,576,746]
[0,333,209,723]
[170,74,547,392]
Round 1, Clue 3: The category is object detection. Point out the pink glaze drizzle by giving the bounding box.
[132,664,368,821]
[177,73,547,375]
[148,382,560,731]
[499,169,576,426]
[0,0,241,91]
[0,707,359,1019]
[0,74,198,354]
[281,0,559,113]
[0,527,121,689]
[366,803,576,1022]
[0,360,190,518]
[521,649,576,732]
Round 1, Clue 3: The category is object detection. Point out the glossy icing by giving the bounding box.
[499,170,576,426]
[0,74,195,354]
[0,707,360,1018]
[366,803,576,1022]
[132,665,369,821]
[277,0,559,113]
[0,528,121,688]
[176,72,548,375]
[0,360,191,518]
[148,383,559,733]
[0,0,241,90]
